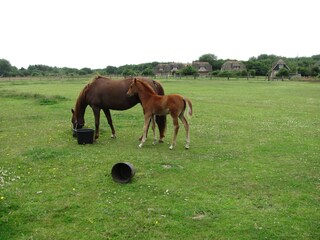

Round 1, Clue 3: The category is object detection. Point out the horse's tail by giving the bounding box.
[184,97,193,118]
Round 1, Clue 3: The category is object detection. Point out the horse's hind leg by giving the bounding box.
[151,115,157,145]
[179,114,190,149]
[103,109,116,138]
[169,116,179,150]
[156,115,166,143]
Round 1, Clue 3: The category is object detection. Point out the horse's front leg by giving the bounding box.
[169,116,180,150]
[92,106,101,139]
[139,114,151,148]
[103,108,116,138]
[139,109,150,141]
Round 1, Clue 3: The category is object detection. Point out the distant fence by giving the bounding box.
[0,75,90,82]
[1,74,318,82]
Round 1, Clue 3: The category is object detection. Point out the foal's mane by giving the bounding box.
[136,79,156,94]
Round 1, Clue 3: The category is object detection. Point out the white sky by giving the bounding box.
[1,0,319,69]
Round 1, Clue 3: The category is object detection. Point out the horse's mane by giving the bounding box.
[136,79,157,94]
[76,75,112,109]
[91,75,110,82]
[74,85,87,116]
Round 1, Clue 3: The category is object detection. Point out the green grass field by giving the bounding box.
[0,77,319,239]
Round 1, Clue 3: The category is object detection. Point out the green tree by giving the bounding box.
[199,53,223,71]
[276,68,289,78]
[246,59,270,76]
[310,66,320,76]
[248,69,256,77]
[61,67,79,76]
[79,68,93,75]
[141,68,154,76]
[199,53,217,63]
[0,59,13,77]
[18,67,30,77]
[180,65,197,76]
[122,69,137,77]
[218,70,233,78]
[105,66,118,75]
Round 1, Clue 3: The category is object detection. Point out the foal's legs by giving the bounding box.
[179,114,190,149]
[151,115,157,145]
[169,116,180,150]
[103,109,116,138]
[139,114,152,148]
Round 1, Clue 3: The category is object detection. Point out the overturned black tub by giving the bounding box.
[111,162,135,183]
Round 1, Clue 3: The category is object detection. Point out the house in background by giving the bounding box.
[221,60,246,71]
[154,62,212,77]
[270,59,290,79]
[191,61,212,76]
[154,63,185,77]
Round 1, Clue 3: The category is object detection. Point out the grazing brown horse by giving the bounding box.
[126,78,192,149]
[71,76,166,140]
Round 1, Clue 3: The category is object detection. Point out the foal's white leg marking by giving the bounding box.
[169,116,179,149]
[111,133,116,139]
[139,134,146,148]
[139,115,151,148]
[179,114,190,150]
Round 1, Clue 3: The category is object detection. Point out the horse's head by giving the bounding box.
[71,108,85,136]
[126,78,138,97]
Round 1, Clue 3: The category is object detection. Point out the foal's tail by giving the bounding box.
[184,97,193,118]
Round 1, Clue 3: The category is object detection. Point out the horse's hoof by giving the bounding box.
[138,143,143,148]
[152,140,157,145]
[158,139,164,143]
[169,145,173,150]
[185,145,190,150]
[111,134,116,139]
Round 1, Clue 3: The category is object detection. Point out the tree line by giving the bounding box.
[1,53,320,78]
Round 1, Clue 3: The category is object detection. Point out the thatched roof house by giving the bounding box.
[192,61,212,76]
[154,63,185,76]
[155,61,212,76]
[270,59,290,79]
[221,60,246,71]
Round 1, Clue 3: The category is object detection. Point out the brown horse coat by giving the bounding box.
[127,78,192,149]
[71,76,166,140]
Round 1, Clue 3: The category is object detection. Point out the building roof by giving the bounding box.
[271,59,290,71]
[221,60,246,71]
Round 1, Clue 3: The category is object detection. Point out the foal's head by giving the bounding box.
[126,78,139,97]
[127,78,156,97]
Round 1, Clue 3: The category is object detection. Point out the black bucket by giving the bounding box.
[111,162,135,183]
[76,128,94,144]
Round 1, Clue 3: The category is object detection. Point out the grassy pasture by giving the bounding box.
[0,77,319,239]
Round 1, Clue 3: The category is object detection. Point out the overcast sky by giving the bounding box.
[1,0,319,69]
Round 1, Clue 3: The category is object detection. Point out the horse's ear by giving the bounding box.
[71,108,75,114]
